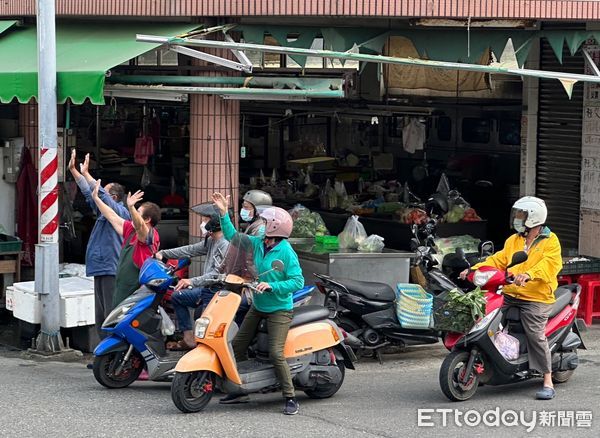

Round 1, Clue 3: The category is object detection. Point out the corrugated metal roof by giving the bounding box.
[1,0,600,20]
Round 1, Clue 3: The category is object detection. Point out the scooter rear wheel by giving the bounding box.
[552,369,574,384]
[93,351,144,389]
[439,350,479,401]
[304,361,346,399]
[171,371,215,413]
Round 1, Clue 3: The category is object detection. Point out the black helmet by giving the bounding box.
[425,193,449,217]
[204,217,221,233]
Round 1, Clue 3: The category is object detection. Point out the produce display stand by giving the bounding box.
[316,210,488,251]
[289,238,412,290]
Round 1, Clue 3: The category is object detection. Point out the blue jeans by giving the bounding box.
[171,287,215,332]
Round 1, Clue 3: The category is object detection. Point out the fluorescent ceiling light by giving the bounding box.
[220,94,308,101]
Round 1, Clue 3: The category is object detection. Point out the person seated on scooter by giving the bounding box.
[240,189,272,237]
[155,204,230,351]
[460,196,563,400]
[212,192,304,416]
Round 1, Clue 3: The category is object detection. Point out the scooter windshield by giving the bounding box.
[219,233,258,281]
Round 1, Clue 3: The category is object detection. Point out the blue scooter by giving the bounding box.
[93,258,315,388]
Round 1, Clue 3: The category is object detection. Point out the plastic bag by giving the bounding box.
[358,234,385,252]
[141,166,151,188]
[434,235,481,256]
[158,305,176,336]
[493,329,520,360]
[290,205,329,238]
[338,215,367,249]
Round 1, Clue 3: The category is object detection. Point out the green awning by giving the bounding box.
[0,21,198,104]
[0,20,17,36]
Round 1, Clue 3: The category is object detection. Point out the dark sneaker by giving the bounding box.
[86,363,93,370]
[283,398,299,415]
[536,386,556,400]
[219,394,250,404]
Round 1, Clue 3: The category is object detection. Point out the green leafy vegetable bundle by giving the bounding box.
[433,287,487,333]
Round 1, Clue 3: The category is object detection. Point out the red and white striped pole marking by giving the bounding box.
[39,147,59,243]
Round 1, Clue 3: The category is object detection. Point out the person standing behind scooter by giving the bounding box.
[68,150,130,340]
[91,180,161,308]
[460,196,562,400]
[155,204,229,350]
[212,192,304,416]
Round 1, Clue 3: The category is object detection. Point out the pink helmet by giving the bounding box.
[260,207,293,238]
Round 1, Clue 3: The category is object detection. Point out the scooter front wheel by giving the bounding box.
[171,371,215,413]
[439,350,479,401]
[93,350,144,388]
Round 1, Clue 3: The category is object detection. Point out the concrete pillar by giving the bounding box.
[188,45,240,276]
[520,41,540,197]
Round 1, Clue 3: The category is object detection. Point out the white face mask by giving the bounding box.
[200,221,208,236]
[513,218,526,234]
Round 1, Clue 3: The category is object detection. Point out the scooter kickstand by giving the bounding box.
[376,349,384,365]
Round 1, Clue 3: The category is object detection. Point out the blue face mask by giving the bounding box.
[257,225,266,236]
[240,208,252,222]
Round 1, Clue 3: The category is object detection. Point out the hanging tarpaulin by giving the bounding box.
[386,36,490,92]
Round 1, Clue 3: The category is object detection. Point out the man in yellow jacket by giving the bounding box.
[460,196,563,400]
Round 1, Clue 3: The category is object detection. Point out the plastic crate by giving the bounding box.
[0,234,22,253]
[315,235,339,249]
[560,257,600,275]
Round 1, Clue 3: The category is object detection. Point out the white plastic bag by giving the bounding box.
[158,305,176,336]
[493,329,520,360]
[358,234,385,252]
[338,215,367,249]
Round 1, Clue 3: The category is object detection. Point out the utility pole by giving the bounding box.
[33,0,62,354]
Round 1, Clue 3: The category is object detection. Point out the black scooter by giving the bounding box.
[316,273,441,362]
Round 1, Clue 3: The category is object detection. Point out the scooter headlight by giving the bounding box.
[194,317,211,339]
[468,309,499,334]
[473,270,496,287]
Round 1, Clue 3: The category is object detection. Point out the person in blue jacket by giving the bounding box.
[68,150,130,338]
[212,192,304,416]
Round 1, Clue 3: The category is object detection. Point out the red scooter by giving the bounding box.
[439,251,586,401]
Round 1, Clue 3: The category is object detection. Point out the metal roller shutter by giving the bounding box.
[536,39,584,251]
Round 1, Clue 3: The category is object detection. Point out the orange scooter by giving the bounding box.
[170,256,355,413]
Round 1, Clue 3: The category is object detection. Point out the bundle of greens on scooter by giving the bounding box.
[169,192,354,416]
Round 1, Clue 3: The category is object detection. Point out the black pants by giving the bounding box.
[94,275,115,339]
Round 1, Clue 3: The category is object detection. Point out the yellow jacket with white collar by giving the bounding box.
[472,227,562,304]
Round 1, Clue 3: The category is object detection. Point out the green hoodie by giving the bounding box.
[221,213,304,312]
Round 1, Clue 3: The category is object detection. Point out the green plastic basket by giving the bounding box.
[0,234,22,253]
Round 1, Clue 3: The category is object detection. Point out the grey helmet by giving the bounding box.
[242,190,272,208]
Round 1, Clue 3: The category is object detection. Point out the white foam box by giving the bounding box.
[9,277,95,328]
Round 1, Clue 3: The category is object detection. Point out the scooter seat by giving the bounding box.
[334,278,396,302]
[290,305,330,328]
[504,287,573,327]
[549,287,572,318]
[257,305,330,333]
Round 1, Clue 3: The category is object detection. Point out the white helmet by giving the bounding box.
[511,196,547,229]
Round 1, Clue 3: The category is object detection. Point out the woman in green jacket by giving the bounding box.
[212,192,304,416]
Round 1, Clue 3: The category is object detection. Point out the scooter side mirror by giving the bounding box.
[508,251,528,268]
[479,240,494,257]
[271,260,285,272]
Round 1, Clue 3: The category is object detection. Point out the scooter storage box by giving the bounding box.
[9,277,94,327]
